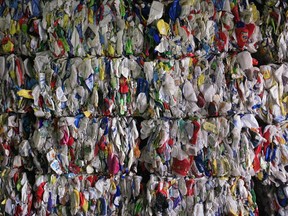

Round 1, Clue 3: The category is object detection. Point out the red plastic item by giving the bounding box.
[172,157,192,176]
[119,77,129,94]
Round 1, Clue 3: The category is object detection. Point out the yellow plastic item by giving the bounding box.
[9,70,16,80]
[280,100,286,116]
[99,63,105,81]
[73,189,80,208]
[189,58,193,67]
[185,0,195,6]
[279,136,285,145]
[82,198,88,212]
[228,210,238,216]
[2,40,14,53]
[262,69,271,80]
[203,121,218,134]
[250,4,260,22]
[83,111,92,118]
[51,175,57,185]
[10,20,17,35]
[230,182,237,195]
[46,14,51,27]
[111,181,116,191]
[108,43,115,56]
[197,74,205,86]
[63,14,69,28]
[157,19,170,36]
[158,62,170,71]
[257,171,263,180]
[1,169,6,177]
[281,154,288,164]
[88,9,94,24]
[283,96,288,103]
[17,89,34,99]
[212,159,217,176]
[247,195,253,205]
[170,179,177,185]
